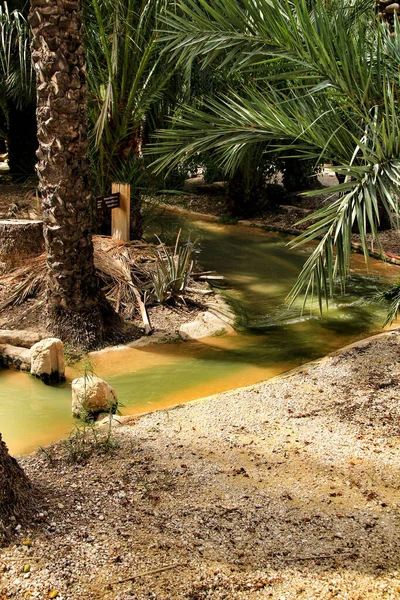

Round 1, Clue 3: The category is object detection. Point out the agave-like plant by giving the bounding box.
[150,231,196,303]
[152,0,400,312]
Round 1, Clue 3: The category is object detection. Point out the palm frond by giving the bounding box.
[0,2,34,108]
[375,281,400,326]
[152,0,400,315]
[85,0,180,194]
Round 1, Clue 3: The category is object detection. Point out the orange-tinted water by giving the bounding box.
[2,215,399,455]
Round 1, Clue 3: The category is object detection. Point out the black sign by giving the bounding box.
[95,192,120,211]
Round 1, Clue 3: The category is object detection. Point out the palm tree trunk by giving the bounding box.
[0,434,33,545]
[28,0,123,348]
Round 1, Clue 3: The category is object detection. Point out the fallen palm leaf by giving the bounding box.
[0,235,201,332]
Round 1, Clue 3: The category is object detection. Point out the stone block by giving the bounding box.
[0,329,45,348]
[0,220,44,273]
[30,338,65,384]
[0,344,31,371]
[179,311,234,341]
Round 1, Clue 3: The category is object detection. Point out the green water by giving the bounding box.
[2,213,399,455]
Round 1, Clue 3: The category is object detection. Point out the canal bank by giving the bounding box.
[1,211,400,455]
[2,326,400,599]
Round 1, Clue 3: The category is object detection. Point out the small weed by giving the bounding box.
[38,444,56,466]
[64,343,85,367]
[79,357,97,378]
[64,358,120,463]
[63,407,118,464]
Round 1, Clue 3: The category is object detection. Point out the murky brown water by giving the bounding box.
[2,214,399,455]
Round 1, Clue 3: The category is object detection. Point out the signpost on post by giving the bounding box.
[95,192,120,211]
[95,183,131,242]
[111,183,130,242]
[95,183,152,334]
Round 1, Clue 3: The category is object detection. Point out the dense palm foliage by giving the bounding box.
[85,0,179,196]
[0,1,36,177]
[153,0,400,310]
[3,0,400,316]
[0,0,182,194]
[0,1,33,110]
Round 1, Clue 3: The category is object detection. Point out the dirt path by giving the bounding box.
[1,329,400,599]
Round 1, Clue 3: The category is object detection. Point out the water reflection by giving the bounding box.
[1,212,399,455]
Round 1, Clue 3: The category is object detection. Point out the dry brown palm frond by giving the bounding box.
[0,236,156,319]
[0,235,200,325]
[0,254,47,310]
[92,237,153,318]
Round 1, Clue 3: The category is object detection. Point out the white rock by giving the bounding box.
[0,329,45,348]
[0,344,31,371]
[179,311,234,340]
[30,338,65,383]
[71,376,118,418]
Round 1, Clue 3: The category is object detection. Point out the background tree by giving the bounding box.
[0,1,36,179]
[85,0,182,238]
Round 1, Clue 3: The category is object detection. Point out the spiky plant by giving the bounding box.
[150,231,196,303]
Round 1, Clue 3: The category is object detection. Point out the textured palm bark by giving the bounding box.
[0,434,34,545]
[28,0,123,348]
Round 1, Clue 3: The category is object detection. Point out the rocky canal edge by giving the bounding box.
[0,290,236,417]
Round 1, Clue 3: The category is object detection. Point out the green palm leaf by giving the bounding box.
[152,0,400,313]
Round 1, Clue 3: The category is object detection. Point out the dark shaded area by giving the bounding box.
[7,101,37,181]
[48,300,140,351]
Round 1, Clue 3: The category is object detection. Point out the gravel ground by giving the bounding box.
[2,329,400,599]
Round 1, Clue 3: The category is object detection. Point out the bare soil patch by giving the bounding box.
[1,329,400,599]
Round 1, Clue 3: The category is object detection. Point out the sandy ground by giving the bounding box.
[1,328,400,599]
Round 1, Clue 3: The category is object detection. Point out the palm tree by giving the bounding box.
[85,0,180,237]
[29,0,122,349]
[5,0,183,219]
[153,0,400,311]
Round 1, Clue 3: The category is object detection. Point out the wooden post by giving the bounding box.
[111,183,130,241]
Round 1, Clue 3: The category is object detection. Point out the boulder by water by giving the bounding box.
[30,338,65,384]
[0,330,46,349]
[0,344,31,371]
[71,376,118,418]
[179,311,234,340]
